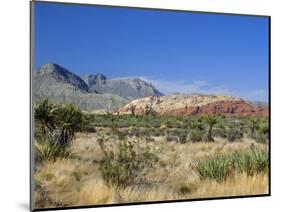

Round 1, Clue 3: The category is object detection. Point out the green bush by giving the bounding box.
[80,124,96,133]
[129,128,141,137]
[189,129,203,142]
[227,128,243,142]
[194,148,268,182]
[111,127,126,140]
[178,133,188,144]
[179,185,191,194]
[213,127,227,138]
[251,123,269,144]
[166,135,178,142]
[99,140,158,187]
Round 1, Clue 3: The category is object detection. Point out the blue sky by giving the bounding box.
[34,2,269,101]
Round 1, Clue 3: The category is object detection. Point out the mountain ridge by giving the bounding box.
[83,74,163,100]
[34,63,268,115]
[34,63,162,111]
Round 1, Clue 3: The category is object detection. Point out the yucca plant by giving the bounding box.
[34,99,57,136]
[204,115,218,142]
[231,148,268,175]
[130,105,136,116]
[249,117,259,135]
[35,142,72,162]
[194,155,231,182]
[55,104,83,148]
[194,148,268,182]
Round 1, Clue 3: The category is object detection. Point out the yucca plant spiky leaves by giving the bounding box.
[55,104,83,148]
[34,99,57,136]
[204,115,218,142]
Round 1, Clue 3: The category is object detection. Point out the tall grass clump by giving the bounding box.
[194,148,268,182]
[99,140,158,187]
[231,148,268,176]
[194,154,231,182]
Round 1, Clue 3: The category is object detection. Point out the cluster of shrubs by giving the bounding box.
[93,114,269,144]
[85,112,269,144]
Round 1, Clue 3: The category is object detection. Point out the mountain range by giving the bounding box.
[34,63,268,116]
[34,63,162,111]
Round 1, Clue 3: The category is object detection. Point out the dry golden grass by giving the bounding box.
[34,131,268,208]
[189,173,268,198]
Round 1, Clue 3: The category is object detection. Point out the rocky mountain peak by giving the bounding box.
[85,73,107,85]
[36,63,89,92]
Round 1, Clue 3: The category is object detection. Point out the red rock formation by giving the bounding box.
[164,100,268,116]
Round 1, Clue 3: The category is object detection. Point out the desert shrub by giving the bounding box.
[146,137,155,142]
[150,128,164,137]
[189,129,203,142]
[166,135,178,142]
[178,133,188,144]
[99,140,158,187]
[129,128,141,137]
[80,124,96,133]
[213,127,227,138]
[72,171,82,182]
[111,127,126,140]
[148,119,161,128]
[164,120,173,128]
[253,133,268,144]
[179,185,191,195]
[194,148,268,182]
[227,128,243,142]
[251,122,269,144]
[80,114,96,133]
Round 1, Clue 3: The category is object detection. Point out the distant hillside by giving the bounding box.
[83,74,163,100]
[34,63,162,111]
[118,94,268,116]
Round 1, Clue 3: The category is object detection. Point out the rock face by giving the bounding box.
[166,100,269,116]
[34,63,128,111]
[83,74,107,87]
[118,94,268,116]
[34,63,162,111]
[36,63,89,92]
[83,75,163,100]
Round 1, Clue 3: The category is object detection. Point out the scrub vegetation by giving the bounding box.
[34,99,269,209]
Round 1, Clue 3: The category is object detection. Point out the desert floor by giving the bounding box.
[34,128,268,208]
